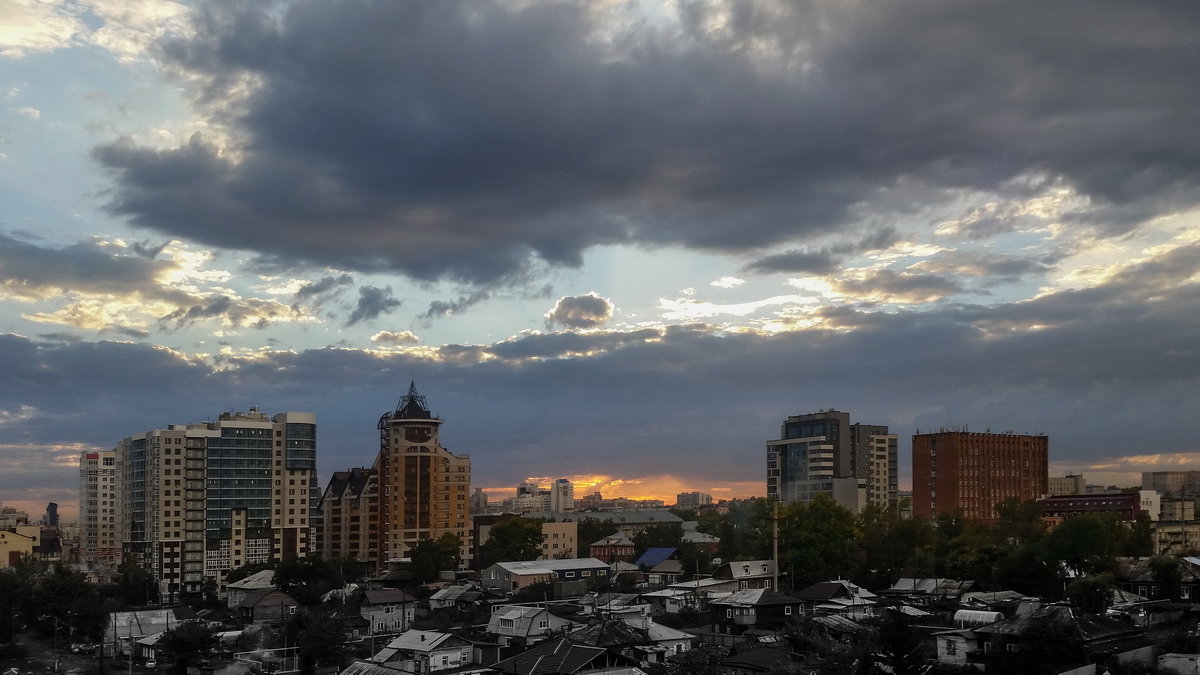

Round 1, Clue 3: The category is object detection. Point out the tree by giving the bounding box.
[479,517,544,567]
[284,608,347,675]
[858,504,935,587]
[1067,573,1114,614]
[653,643,726,675]
[872,610,925,675]
[158,621,217,675]
[408,534,462,585]
[633,523,683,559]
[778,494,859,589]
[273,555,341,605]
[113,556,159,607]
[1151,556,1182,601]
[576,518,616,557]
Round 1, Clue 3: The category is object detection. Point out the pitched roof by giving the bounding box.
[489,637,636,674]
[239,588,297,609]
[975,603,1143,643]
[714,560,776,579]
[590,533,634,547]
[363,589,416,606]
[710,588,801,607]
[634,548,677,568]
[492,558,610,574]
[565,620,652,647]
[794,580,876,601]
[226,569,276,590]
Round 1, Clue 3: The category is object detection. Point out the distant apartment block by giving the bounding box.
[318,383,472,570]
[79,449,120,573]
[675,492,712,509]
[550,479,575,512]
[1143,471,1200,498]
[911,429,1048,520]
[114,407,316,599]
[1048,474,1087,496]
[766,410,897,512]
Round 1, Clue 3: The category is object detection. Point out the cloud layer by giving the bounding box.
[90,0,1200,285]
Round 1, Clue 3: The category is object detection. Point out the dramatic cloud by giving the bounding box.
[295,274,353,299]
[345,285,401,326]
[0,231,171,300]
[545,293,613,329]
[91,1,1200,286]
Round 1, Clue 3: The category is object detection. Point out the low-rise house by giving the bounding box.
[486,605,584,645]
[647,560,684,587]
[1114,556,1200,601]
[932,629,982,668]
[589,534,636,563]
[105,607,199,655]
[1159,653,1200,675]
[225,569,276,609]
[564,617,693,667]
[680,521,720,553]
[881,577,975,605]
[487,636,643,674]
[369,629,473,672]
[481,557,612,592]
[975,602,1152,672]
[640,588,700,616]
[709,589,803,636]
[793,580,876,618]
[427,583,486,611]
[239,588,299,624]
[361,588,417,635]
[712,560,776,590]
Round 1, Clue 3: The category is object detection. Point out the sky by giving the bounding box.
[2,0,1199,523]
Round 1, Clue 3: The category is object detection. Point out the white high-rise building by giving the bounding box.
[550,479,575,512]
[114,408,316,600]
[79,450,120,573]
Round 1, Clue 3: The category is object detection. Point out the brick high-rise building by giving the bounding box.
[114,408,316,600]
[911,430,1049,520]
[318,383,472,570]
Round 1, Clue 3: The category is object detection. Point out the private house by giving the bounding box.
[487,636,643,674]
[239,588,300,624]
[589,533,635,563]
[563,617,693,667]
[881,577,975,605]
[369,629,473,672]
[933,629,982,668]
[640,588,699,616]
[974,602,1152,672]
[427,583,487,611]
[225,569,276,609]
[681,521,720,553]
[712,559,776,590]
[481,557,611,592]
[360,588,417,635]
[635,548,684,587]
[793,580,876,618]
[1114,556,1200,601]
[486,605,584,645]
[709,589,804,636]
[106,607,199,655]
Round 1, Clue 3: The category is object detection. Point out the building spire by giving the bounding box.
[394,381,432,419]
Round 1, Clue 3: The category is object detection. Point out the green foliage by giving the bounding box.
[158,621,217,675]
[113,557,159,607]
[653,643,726,675]
[858,504,935,587]
[576,518,616,557]
[872,610,926,675]
[994,498,1046,548]
[1041,515,1122,578]
[480,517,545,567]
[1150,555,1183,600]
[408,534,462,585]
[511,581,554,604]
[778,494,859,589]
[273,555,349,605]
[284,608,347,675]
[632,523,683,559]
[1067,573,1114,614]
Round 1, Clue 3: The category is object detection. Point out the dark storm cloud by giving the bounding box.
[92,1,1200,284]
[345,285,402,326]
[544,293,613,329]
[745,227,900,275]
[295,274,353,299]
[0,230,168,297]
[832,270,964,302]
[2,242,1199,497]
[422,290,491,321]
[911,250,1058,285]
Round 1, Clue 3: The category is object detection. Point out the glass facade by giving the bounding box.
[206,426,273,541]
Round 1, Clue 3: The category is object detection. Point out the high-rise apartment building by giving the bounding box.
[766,410,897,512]
[79,450,120,573]
[550,479,575,512]
[114,408,316,599]
[318,384,472,570]
[676,491,712,509]
[911,429,1048,520]
[1142,471,1200,498]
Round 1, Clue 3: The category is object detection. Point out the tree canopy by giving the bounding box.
[479,517,545,567]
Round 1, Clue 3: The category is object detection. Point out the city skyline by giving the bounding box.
[3,1,1200,521]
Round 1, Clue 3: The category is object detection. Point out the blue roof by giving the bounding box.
[634,547,677,568]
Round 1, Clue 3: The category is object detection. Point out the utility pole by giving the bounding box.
[772,499,780,591]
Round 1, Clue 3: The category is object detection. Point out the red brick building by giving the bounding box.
[912,430,1048,520]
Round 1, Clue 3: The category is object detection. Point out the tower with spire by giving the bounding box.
[376,382,471,566]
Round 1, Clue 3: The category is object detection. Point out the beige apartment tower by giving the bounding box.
[79,449,120,574]
[376,383,471,566]
[115,408,315,600]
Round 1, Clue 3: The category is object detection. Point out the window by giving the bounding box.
[500,619,514,628]
[784,606,792,616]
[945,640,957,655]
[539,620,548,629]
